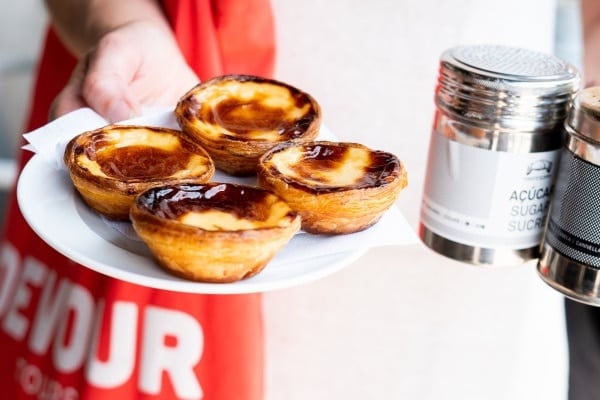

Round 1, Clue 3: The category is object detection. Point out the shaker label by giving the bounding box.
[546,219,600,257]
[544,150,600,268]
[421,132,559,248]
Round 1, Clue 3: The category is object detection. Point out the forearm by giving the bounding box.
[43,0,171,58]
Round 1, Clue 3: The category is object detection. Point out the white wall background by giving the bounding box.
[0,0,46,155]
[265,0,580,399]
[0,0,46,215]
[0,1,584,399]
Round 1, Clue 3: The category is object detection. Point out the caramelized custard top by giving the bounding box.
[177,75,319,141]
[72,126,213,181]
[264,142,401,193]
[136,183,298,231]
[94,146,187,179]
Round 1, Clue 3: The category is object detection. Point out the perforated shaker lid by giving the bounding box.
[436,44,580,131]
[566,86,600,144]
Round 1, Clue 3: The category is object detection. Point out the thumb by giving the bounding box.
[48,57,88,121]
[97,91,140,123]
[50,50,141,123]
[80,48,141,122]
[49,50,141,122]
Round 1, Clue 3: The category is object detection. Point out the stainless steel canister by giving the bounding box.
[420,44,580,266]
[538,87,600,305]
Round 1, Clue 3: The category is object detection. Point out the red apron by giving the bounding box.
[0,1,275,398]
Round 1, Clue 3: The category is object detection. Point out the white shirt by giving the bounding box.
[265,1,571,399]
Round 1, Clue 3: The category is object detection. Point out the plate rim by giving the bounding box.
[16,154,368,294]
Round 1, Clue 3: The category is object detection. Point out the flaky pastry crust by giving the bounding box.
[175,74,321,176]
[130,182,301,283]
[64,125,215,220]
[257,141,408,234]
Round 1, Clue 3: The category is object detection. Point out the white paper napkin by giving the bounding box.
[22,107,418,267]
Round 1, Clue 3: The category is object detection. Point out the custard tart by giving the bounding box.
[64,125,215,220]
[257,141,408,234]
[175,74,321,176]
[130,182,301,282]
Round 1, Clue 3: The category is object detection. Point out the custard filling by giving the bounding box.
[189,80,312,141]
[75,128,212,180]
[179,201,294,231]
[269,146,371,188]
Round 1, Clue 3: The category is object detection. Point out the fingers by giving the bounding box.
[48,56,87,121]
[81,35,141,122]
[49,22,200,123]
[50,35,141,123]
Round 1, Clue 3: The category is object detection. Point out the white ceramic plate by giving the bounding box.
[16,155,368,294]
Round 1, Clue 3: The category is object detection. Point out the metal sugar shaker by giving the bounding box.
[419,44,580,266]
[538,87,600,305]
